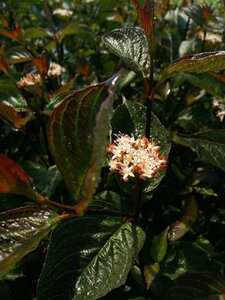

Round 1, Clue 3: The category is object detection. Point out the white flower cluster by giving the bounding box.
[48,62,66,78]
[107,134,168,182]
[17,74,42,88]
[53,8,73,18]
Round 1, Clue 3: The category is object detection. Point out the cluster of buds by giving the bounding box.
[107,134,168,182]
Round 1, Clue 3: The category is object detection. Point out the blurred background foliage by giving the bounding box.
[0,0,225,299]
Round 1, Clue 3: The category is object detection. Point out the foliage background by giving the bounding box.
[0,0,225,299]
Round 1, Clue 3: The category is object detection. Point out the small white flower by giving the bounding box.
[107,134,168,182]
[53,8,73,18]
[48,62,66,77]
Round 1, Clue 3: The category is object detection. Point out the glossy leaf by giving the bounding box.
[5,47,31,65]
[21,162,61,198]
[91,191,129,215]
[37,216,145,300]
[158,51,225,85]
[159,272,225,300]
[172,130,225,173]
[102,27,150,75]
[111,101,171,192]
[0,103,32,129]
[161,241,220,280]
[151,227,168,263]
[47,74,121,203]
[0,154,43,202]
[168,197,198,242]
[0,206,60,278]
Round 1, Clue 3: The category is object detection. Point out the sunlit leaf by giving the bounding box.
[47,72,122,204]
[37,216,145,300]
[0,206,60,278]
[158,51,225,85]
[102,27,150,75]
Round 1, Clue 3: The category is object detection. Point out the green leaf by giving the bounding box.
[172,130,225,173]
[47,73,122,205]
[161,241,220,280]
[91,191,130,215]
[158,51,225,85]
[182,73,225,99]
[24,28,50,39]
[0,206,60,278]
[111,101,171,192]
[21,162,61,198]
[37,216,145,300]
[144,262,160,289]
[102,27,150,76]
[5,46,31,64]
[159,272,225,300]
[151,228,168,263]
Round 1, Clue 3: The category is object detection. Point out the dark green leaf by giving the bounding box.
[172,130,225,173]
[159,272,225,300]
[21,161,61,198]
[102,27,150,75]
[0,206,60,278]
[37,216,145,300]
[91,191,130,215]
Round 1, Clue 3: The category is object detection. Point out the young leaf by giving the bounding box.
[131,0,154,39]
[111,101,171,192]
[150,227,169,263]
[158,51,225,85]
[102,27,150,76]
[0,103,32,129]
[0,154,43,202]
[47,73,122,204]
[168,197,198,242]
[159,272,225,300]
[172,130,225,173]
[0,206,60,278]
[144,262,160,289]
[37,216,145,300]
[5,46,31,65]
